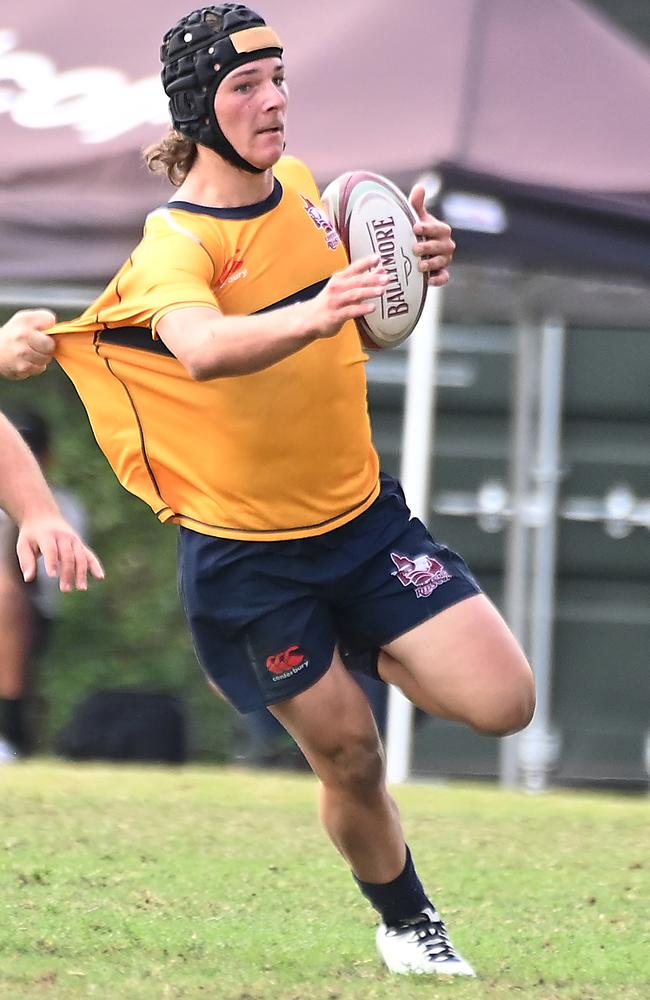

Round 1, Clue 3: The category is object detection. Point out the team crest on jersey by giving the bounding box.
[217,252,247,289]
[301,195,341,250]
[390,552,452,599]
[265,644,309,681]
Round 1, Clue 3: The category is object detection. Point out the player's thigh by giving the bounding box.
[269,652,384,788]
[0,573,36,693]
[380,593,535,733]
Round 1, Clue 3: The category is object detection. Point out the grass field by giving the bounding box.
[0,763,647,1000]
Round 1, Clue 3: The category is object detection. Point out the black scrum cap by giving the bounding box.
[161,5,283,173]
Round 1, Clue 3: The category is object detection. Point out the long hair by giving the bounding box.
[143,130,197,186]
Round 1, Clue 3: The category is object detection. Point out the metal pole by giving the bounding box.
[385,287,444,784]
[519,317,566,792]
[500,309,539,787]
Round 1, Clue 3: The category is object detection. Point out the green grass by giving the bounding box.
[0,763,647,1000]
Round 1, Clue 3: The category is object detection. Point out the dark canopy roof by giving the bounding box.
[2,0,650,319]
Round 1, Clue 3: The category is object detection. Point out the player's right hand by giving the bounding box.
[0,309,57,380]
[305,256,390,339]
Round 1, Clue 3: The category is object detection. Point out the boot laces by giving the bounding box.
[389,909,458,963]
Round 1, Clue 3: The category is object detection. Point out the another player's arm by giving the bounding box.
[0,414,104,591]
[157,255,389,380]
[0,310,57,379]
[408,185,455,288]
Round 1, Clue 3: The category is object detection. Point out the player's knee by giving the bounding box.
[319,734,385,795]
[472,669,536,736]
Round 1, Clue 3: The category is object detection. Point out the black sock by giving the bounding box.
[0,697,29,754]
[353,845,432,927]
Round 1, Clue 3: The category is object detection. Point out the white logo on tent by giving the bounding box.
[0,30,168,143]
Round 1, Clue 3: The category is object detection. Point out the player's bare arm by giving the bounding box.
[0,309,57,380]
[0,414,104,592]
[157,254,389,380]
[409,185,455,288]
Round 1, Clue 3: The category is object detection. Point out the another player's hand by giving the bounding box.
[304,256,390,339]
[0,309,57,380]
[409,185,455,288]
[16,516,105,592]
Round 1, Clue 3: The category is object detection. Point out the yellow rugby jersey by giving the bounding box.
[52,157,380,540]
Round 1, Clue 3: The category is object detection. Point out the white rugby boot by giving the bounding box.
[376,906,476,976]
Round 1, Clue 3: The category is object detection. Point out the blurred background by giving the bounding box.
[0,0,648,790]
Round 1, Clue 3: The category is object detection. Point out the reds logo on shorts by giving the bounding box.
[390,551,452,599]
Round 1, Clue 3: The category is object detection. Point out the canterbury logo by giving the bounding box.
[217,253,247,288]
[266,645,307,675]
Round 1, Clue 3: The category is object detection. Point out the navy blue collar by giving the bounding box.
[167,177,283,219]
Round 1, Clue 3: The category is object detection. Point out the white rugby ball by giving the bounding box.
[321,170,427,349]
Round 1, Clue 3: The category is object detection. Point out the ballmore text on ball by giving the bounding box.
[370,216,409,317]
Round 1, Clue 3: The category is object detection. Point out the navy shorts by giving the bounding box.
[178,474,481,713]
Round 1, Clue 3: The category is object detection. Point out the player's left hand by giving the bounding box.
[409,185,455,288]
[16,517,105,592]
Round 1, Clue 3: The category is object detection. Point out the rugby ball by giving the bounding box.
[321,170,427,349]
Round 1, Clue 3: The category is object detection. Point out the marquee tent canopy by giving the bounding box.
[2,0,650,313]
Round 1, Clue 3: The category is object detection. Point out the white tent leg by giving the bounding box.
[500,309,539,787]
[518,317,566,792]
[385,287,444,785]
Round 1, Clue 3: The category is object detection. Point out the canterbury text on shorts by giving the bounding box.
[178,474,482,713]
